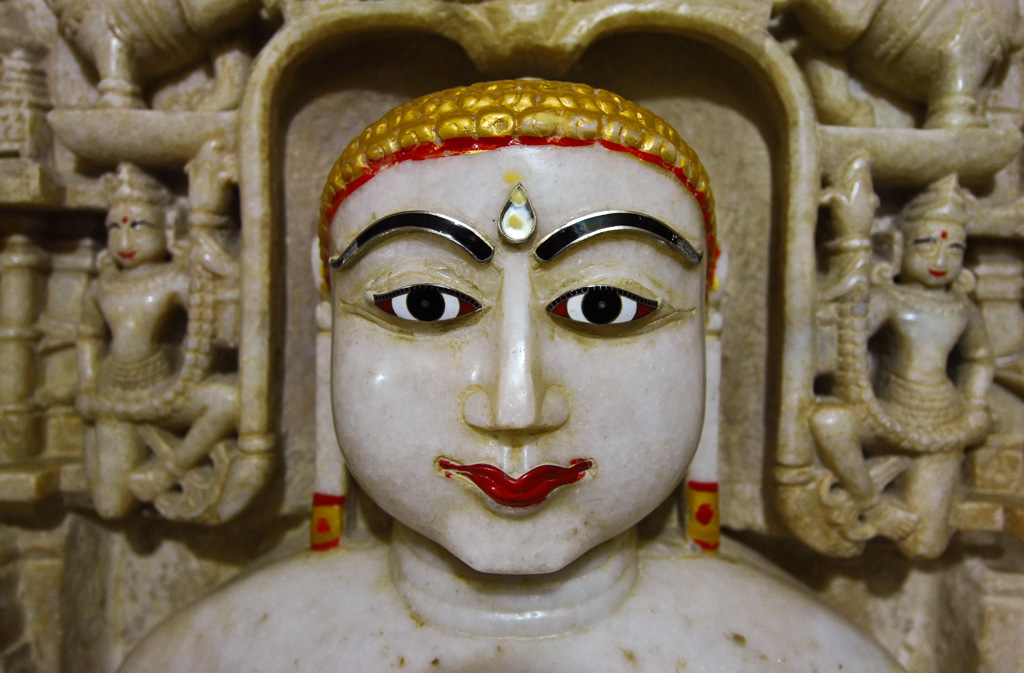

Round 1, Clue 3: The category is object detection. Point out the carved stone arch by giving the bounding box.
[237,2,818,522]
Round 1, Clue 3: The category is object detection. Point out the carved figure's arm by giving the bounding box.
[958,300,995,407]
[191,229,238,280]
[76,281,104,409]
[865,286,891,335]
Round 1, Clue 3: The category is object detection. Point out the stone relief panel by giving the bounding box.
[0,0,1021,670]
[773,0,1024,566]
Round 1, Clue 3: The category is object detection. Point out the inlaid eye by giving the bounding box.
[373,285,481,322]
[547,286,658,325]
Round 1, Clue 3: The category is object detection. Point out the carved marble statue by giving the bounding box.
[118,80,903,673]
[77,162,254,523]
[786,158,995,559]
[3,1,1024,671]
[777,0,1022,128]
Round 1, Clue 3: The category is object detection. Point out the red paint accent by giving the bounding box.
[122,216,128,223]
[695,503,715,526]
[929,269,948,277]
[688,480,719,493]
[323,134,718,296]
[310,539,340,551]
[551,301,569,318]
[118,251,136,260]
[634,303,656,320]
[437,458,592,508]
[376,299,396,315]
[693,538,720,551]
[315,517,331,533]
[941,230,948,239]
[312,492,346,507]
[458,300,477,316]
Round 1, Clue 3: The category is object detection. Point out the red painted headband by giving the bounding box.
[323,135,718,296]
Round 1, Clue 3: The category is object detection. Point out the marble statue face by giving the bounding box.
[330,145,706,574]
[899,219,966,288]
[106,201,168,269]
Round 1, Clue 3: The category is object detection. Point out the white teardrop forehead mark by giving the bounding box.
[499,183,536,244]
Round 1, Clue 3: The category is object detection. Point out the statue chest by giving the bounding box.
[889,294,968,356]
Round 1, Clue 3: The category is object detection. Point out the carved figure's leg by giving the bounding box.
[87,419,145,517]
[799,49,876,127]
[128,380,239,500]
[894,452,961,558]
[810,405,876,504]
[93,32,144,109]
[173,380,239,467]
[924,19,994,128]
[810,405,918,540]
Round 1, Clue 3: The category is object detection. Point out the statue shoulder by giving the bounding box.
[624,545,905,672]
[118,544,398,673]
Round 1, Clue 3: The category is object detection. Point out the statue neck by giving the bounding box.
[389,522,638,637]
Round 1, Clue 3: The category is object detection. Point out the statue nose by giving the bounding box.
[462,261,570,434]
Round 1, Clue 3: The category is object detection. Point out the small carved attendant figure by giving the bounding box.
[120,81,902,672]
[811,171,993,558]
[78,163,240,520]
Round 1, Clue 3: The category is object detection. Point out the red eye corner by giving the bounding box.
[373,285,480,323]
[547,286,658,325]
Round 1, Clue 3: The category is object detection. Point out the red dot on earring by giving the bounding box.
[941,230,948,239]
[122,217,128,223]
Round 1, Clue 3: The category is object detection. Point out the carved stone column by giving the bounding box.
[39,238,99,457]
[0,234,48,460]
[968,248,1024,496]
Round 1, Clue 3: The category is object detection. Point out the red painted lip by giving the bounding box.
[437,458,593,508]
[119,251,136,260]
[929,269,947,277]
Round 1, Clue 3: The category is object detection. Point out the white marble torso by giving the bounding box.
[119,532,902,673]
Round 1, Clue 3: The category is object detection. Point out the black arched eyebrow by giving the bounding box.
[329,211,494,271]
[534,211,703,265]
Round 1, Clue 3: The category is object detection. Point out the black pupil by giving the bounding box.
[581,288,621,324]
[407,286,445,321]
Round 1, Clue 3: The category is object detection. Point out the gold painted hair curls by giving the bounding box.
[318,79,717,291]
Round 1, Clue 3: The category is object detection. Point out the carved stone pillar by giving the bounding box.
[969,248,1024,496]
[0,48,52,163]
[0,234,48,460]
[39,238,99,457]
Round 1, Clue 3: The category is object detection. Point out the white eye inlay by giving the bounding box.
[548,286,658,325]
[393,291,460,321]
[373,284,481,323]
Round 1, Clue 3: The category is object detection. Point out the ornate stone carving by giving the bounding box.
[0,0,1019,670]
[48,0,265,110]
[776,0,1022,129]
[778,158,995,558]
[75,162,267,523]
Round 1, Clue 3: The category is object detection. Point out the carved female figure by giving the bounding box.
[810,170,993,558]
[78,163,240,520]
